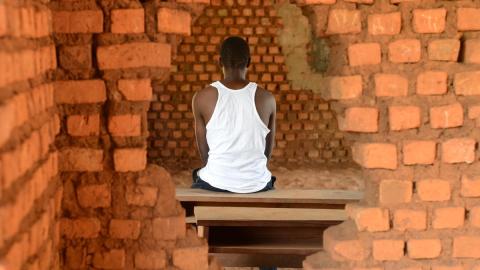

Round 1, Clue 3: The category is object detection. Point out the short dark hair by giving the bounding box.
[220,36,250,69]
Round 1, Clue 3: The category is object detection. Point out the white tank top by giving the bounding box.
[198,81,272,193]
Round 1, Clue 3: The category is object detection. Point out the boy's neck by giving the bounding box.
[223,68,248,83]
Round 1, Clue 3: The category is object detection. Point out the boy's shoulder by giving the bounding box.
[255,84,275,103]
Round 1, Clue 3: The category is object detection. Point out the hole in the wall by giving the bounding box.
[147,0,362,192]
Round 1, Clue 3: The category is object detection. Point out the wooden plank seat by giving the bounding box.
[176,188,363,268]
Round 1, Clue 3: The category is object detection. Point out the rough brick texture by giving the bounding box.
[111,9,145,34]
[97,43,171,70]
[48,1,213,269]
[352,143,397,169]
[53,10,103,33]
[403,140,436,165]
[389,106,421,131]
[0,4,60,265]
[157,8,192,35]
[339,107,378,133]
[5,1,480,270]
[368,12,401,36]
[300,0,480,269]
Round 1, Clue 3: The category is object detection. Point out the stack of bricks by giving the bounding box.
[0,1,61,269]
[147,0,351,170]
[297,0,480,269]
[51,0,214,269]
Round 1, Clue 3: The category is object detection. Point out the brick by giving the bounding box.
[97,42,171,70]
[173,245,209,270]
[430,103,464,129]
[61,218,101,238]
[330,239,369,261]
[118,79,152,101]
[407,239,442,259]
[368,12,401,35]
[460,175,480,197]
[67,114,100,137]
[338,107,378,133]
[77,184,111,208]
[303,0,336,3]
[416,71,448,95]
[157,8,191,35]
[428,39,460,61]
[375,73,408,97]
[457,8,480,31]
[54,80,106,104]
[0,102,15,147]
[433,207,465,229]
[389,39,421,63]
[455,71,480,96]
[345,0,373,2]
[453,236,480,258]
[134,251,167,269]
[393,209,427,231]
[59,148,103,172]
[58,45,92,70]
[354,207,389,232]
[326,9,361,34]
[109,219,141,239]
[0,4,6,37]
[348,43,381,66]
[463,39,480,64]
[389,106,421,131]
[352,143,397,169]
[53,10,103,33]
[469,105,480,120]
[379,180,412,205]
[328,75,362,100]
[372,239,404,261]
[111,9,144,33]
[413,8,446,33]
[114,148,147,172]
[470,206,480,227]
[125,185,158,207]
[403,140,436,165]
[417,179,450,201]
[441,138,476,164]
[108,114,141,137]
[65,246,86,269]
[432,266,463,270]
[152,215,186,240]
[93,249,125,269]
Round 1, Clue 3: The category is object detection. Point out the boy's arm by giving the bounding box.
[264,94,276,161]
[192,91,209,166]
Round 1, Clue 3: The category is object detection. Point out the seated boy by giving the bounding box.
[191,36,277,193]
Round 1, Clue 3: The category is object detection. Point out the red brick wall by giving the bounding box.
[297,0,480,269]
[3,0,480,269]
[0,1,61,269]
[50,1,214,269]
[147,0,351,170]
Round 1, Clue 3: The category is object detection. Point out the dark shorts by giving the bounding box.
[191,168,276,193]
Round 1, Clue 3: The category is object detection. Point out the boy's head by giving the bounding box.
[220,36,250,69]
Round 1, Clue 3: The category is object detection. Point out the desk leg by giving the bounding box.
[197,226,209,239]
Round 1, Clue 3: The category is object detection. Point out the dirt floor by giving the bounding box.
[172,162,364,191]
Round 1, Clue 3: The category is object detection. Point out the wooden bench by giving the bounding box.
[176,188,363,268]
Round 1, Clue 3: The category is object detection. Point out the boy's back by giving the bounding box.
[192,36,276,193]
